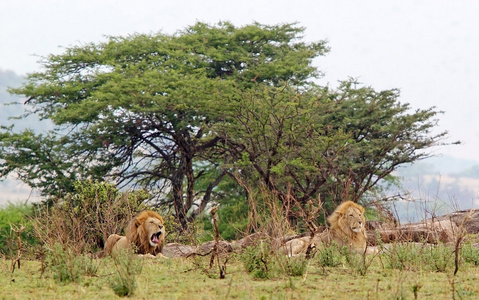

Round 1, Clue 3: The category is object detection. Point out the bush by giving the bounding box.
[242,242,273,279]
[421,243,452,272]
[383,243,423,271]
[44,243,99,283]
[382,242,453,273]
[164,214,200,245]
[316,242,343,268]
[461,242,479,266]
[33,180,149,254]
[108,249,143,297]
[341,246,371,276]
[277,255,309,277]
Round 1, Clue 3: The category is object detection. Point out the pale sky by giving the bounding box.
[1,0,479,162]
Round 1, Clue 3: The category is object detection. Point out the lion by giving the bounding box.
[100,210,166,258]
[283,201,367,256]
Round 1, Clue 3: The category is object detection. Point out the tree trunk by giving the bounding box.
[171,170,188,230]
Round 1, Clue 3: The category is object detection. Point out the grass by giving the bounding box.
[2,250,479,299]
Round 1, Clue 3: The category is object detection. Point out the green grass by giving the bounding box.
[2,252,479,299]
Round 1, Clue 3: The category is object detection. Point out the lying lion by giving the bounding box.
[99,210,166,258]
[284,201,367,256]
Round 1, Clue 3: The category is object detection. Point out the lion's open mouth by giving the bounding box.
[150,231,162,245]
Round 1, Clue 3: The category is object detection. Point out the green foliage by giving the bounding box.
[44,243,99,283]
[420,243,452,272]
[340,246,372,276]
[241,236,308,279]
[108,249,143,297]
[201,199,249,241]
[68,180,149,248]
[163,214,199,245]
[1,20,447,227]
[460,241,479,266]
[220,81,447,213]
[0,129,83,198]
[383,243,423,271]
[242,242,273,279]
[316,242,343,268]
[383,243,453,272]
[0,203,37,257]
[277,255,309,277]
[2,21,327,228]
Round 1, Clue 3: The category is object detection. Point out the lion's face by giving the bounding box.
[142,217,165,247]
[344,206,365,233]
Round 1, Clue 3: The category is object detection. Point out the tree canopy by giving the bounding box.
[1,21,446,228]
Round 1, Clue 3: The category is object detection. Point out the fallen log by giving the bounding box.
[434,209,479,233]
[162,210,479,257]
[367,216,460,246]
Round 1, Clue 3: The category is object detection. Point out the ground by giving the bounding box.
[1,254,479,299]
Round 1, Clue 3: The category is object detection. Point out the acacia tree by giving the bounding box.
[1,22,328,228]
[217,80,447,217]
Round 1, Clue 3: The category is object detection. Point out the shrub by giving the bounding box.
[382,242,453,273]
[242,242,272,279]
[164,214,199,245]
[277,255,309,277]
[44,243,99,283]
[108,249,143,297]
[383,243,422,271]
[316,242,343,268]
[460,242,479,266]
[341,246,372,276]
[32,180,149,254]
[421,243,452,272]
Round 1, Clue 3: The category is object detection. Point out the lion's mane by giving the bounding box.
[327,200,367,251]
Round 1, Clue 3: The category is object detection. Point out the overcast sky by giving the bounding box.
[2,0,479,162]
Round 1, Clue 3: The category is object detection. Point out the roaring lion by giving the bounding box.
[100,210,166,258]
[284,201,367,256]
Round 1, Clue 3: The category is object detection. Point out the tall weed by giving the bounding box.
[460,242,479,266]
[242,242,272,279]
[383,243,423,271]
[316,242,343,268]
[276,254,309,277]
[0,203,37,258]
[44,243,99,283]
[421,243,453,272]
[108,249,143,297]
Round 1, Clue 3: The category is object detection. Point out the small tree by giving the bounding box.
[218,80,447,217]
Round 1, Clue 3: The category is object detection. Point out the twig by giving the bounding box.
[304,199,322,259]
[11,224,26,273]
[453,209,473,276]
[209,205,226,279]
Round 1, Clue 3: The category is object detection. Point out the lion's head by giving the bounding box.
[327,201,366,250]
[126,210,165,255]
